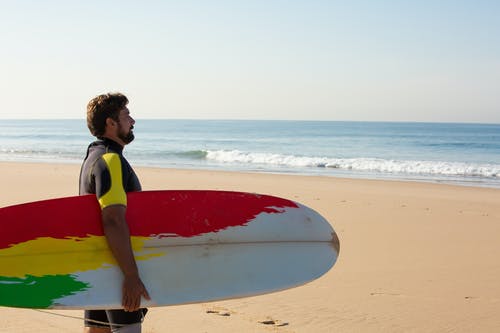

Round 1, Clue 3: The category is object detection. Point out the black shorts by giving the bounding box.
[84,308,148,330]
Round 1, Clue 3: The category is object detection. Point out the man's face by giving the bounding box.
[116,107,135,144]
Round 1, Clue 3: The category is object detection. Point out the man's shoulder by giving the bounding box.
[87,140,106,154]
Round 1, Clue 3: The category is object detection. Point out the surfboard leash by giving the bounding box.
[32,309,145,327]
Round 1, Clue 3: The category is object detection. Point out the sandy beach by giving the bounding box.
[1,162,499,332]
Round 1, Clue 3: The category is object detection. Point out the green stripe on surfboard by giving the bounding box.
[0,274,89,308]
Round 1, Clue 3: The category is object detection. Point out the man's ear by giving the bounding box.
[105,117,116,128]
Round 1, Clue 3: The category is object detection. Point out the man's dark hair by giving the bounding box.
[86,93,129,138]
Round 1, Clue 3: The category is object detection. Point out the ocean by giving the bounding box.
[1,119,499,188]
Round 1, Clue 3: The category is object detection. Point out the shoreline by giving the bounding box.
[0,159,499,191]
[1,162,500,332]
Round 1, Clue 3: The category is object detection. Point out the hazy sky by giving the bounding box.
[1,1,499,122]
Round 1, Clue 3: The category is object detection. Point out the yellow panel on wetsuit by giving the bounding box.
[98,153,127,209]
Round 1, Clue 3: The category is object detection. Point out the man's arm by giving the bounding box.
[101,205,150,312]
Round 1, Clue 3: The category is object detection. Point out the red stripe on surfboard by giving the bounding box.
[125,191,298,237]
[0,191,298,249]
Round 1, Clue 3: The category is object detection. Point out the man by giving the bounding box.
[79,93,150,333]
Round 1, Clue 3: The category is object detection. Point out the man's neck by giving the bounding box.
[99,137,125,153]
[102,135,125,148]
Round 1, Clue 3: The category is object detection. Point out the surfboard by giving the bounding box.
[0,190,339,309]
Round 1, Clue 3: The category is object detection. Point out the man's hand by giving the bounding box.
[122,274,151,312]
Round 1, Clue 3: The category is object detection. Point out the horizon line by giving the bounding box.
[1,118,499,125]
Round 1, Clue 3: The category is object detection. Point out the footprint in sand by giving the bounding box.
[259,319,289,327]
[206,308,232,317]
[205,305,289,327]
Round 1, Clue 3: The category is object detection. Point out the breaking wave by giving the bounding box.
[204,150,499,178]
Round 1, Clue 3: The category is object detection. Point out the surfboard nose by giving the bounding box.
[331,230,340,255]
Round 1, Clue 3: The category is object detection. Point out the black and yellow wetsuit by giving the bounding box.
[79,138,141,204]
[79,138,146,329]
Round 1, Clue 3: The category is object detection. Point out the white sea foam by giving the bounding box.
[205,150,499,178]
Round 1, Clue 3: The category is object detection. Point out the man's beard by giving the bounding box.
[118,126,135,144]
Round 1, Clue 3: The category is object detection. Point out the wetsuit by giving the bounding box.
[79,138,146,330]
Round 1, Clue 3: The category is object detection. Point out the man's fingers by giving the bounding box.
[122,277,149,311]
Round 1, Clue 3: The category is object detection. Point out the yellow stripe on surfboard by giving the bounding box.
[0,236,163,278]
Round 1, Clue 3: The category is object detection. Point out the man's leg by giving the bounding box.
[110,323,141,333]
[84,327,111,333]
[84,310,111,333]
[106,309,147,333]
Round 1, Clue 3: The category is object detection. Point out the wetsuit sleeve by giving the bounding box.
[93,153,127,209]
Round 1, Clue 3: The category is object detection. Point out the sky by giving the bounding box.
[0,0,499,122]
